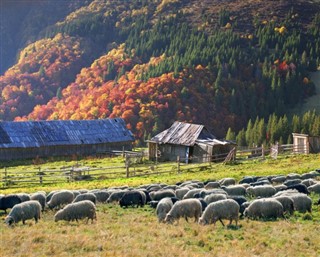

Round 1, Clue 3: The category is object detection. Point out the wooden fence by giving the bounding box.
[0,144,309,188]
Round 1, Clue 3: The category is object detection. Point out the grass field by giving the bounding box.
[0,154,320,257]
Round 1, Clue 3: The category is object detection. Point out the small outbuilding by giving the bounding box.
[292,133,320,154]
[0,118,134,160]
[148,121,236,163]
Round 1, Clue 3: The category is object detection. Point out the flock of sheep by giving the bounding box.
[1,169,320,227]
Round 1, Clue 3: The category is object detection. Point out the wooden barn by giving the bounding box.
[292,133,320,154]
[148,121,236,163]
[0,118,134,160]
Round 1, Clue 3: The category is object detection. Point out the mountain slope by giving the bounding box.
[1,0,320,144]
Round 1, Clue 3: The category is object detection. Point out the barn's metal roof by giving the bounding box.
[150,121,216,146]
[0,118,134,148]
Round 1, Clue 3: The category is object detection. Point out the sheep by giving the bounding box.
[228,195,248,208]
[182,188,202,199]
[284,184,309,195]
[175,187,190,200]
[222,185,246,196]
[271,175,287,184]
[149,189,176,201]
[156,197,174,222]
[246,185,276,198]
[47,190,74,209]
[301,179,317,187]
[199,189,228,199]
[308,183,320,194]
[138,189,151,203]
[5,200,41,226]
[92,190,110,203]
[240,202,251,217]
[273,196,295,215]
[243,198,284,220]
[30,192,46,211]
[17,193,31,202]
[106,190,127,204]
[73,193,96,204]
[274,184,288,192]
[301,171,319,180]
[119,191,144,208]
[239,176,257,184]
[0,194,22,214]
[275,191,313,213]
[46,190,58,203]
[164,199,202,224]
[204,194,227,204]
[54,200,96,223]
[250,180,271,186]
[286,173,301,180]
[284,179,302,187]
[199,199,240,226]
[204,181,220,189]
[219,178,236,186]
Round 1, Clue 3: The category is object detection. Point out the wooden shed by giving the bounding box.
[148,121,235,163]
[0,118,134,160]
[292,133,320,154]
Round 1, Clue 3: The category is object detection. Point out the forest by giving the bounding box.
[1,0,320,145]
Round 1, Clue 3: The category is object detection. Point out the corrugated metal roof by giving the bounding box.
[150,121,216,146]
[0,118,134,148]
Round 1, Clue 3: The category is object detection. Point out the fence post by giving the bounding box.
[125,154,130,178]
[262,144,265,159]
[38,167,43,184]
[177,156,180,173]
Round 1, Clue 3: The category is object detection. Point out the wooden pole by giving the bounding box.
[125,154,130,178]
[177,156,180,174]
[39,167,43,184]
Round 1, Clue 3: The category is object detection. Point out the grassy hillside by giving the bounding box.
[0,154,320,257]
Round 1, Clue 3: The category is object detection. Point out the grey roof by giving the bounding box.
[150,121,216,146]
[0,118,134,148]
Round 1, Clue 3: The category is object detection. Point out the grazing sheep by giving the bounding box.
[244,198,284,220]
[149,201,159,209]
[92,190,110,203]
[228,195,248,208]
[204,181,221,189]
[17,193,31,202]
[150,189,176,201]
[199,199,208,211]
[246,185,276,198]
[156,197,174,222]
[222,185,246,196]
[54,200,96,223]
[0,194,22,214]
[175,187,190,200]
[204,194,227,204]
[182,189,202,199]
[274,184,288,192]
[5,200,41,226]
[301,171,319,180]
[285,184,309,195]
[73,193,96,204]
[46,190,58,203]
[47,190,74,209]
[165,199,202,224]
[219,178,236,186]
[119,191,144,208]
[284,179,302,187]
[199,189,228,199]
[199,199,240,226]
[106,190,127,204]
[138,189,151,203]
[239,176,256,184]
[308,183,320,194]
[271,175,287,184]
[301,179,317,187]
[273,196,295,215]
[286,173,301,180]
[30,192,46,211]
[275,191,313,213]
[240,202,251,217]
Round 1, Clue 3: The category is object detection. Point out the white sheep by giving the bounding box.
[219,178,236,186]
[244,198,284,220]
[165,199,202,224]
[274,191,312,213]
[222,185,246,196]
[5,200,41,226]
[204,194,227,204]
[308,183,320,194]
[72,193,96,204]
[47,190,74,209]
[156,197,174,222]
[199,199,240,226]
[54,200,96,223]
[175,187,190,200]
[30,192,46,211]
[246,185,276,198]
